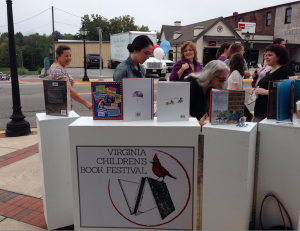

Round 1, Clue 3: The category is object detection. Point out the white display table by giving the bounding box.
[256,118,300,229]
[36,112,80,230]
[201,122,257,230]
[68,117,200,231]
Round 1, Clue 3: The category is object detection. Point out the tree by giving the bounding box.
[15,32,24,46]
[0,32,8,43]
[63,33,74,40]
[53,30,64,41]
[0,38,10,68]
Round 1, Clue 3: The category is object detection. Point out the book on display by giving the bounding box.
[91,82,123,120]
[43,80,70,116]
[156,81,190,122]
[209,89,245,125]
[122,78,154,121]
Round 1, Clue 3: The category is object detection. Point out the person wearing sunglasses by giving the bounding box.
[184,60,229,127]
[169,41,201,81]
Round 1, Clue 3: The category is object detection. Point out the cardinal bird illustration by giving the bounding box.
[151,154,176,181]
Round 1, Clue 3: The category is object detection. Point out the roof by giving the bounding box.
[56,40,110,43]
[225,0,300,18]
[160,17,242,45]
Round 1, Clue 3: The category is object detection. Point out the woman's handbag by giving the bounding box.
[258,193,294,230]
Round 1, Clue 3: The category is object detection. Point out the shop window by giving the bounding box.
[285,8,292,24]
[266,12,271,26]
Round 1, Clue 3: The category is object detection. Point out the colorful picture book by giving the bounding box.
[247,86,259,105]
[43,80,70,116]
[156,82,190,122]
[267,79,295,122]
[209,90,245,125]
[122,78,154,121]
[91,82,123,120]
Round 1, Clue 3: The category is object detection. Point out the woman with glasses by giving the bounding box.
[113,35,153,81]
[184,60,229,127]
[169,41,201,81]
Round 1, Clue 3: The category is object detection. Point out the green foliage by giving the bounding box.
[20,67,28,75]
[81,14,150,41]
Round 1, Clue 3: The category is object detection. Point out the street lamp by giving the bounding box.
[80,24,89,82]
[5,0,30,137]
[244,31,250,69]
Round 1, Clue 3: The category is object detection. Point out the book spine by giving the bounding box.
[209,91,213,123]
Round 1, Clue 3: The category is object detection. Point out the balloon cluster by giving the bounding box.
[152,40,171,60]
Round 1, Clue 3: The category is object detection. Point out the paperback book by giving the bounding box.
[91,82,123,120]
[209,90,245,125]
[123,78,154,121]
[247,86,259,105]
[156,82,190,122]
[43,80,70,116]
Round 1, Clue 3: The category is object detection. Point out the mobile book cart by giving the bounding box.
[68,117,200,231]
[36,111,80,230]
[256,116,300,229]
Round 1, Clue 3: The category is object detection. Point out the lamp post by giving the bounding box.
[80,24,89,82]
[244,31,250,69]
[5,0,30,137]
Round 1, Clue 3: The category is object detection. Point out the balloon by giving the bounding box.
[160,40,171,54]
[154,48,164,60]
[152,44,160,54]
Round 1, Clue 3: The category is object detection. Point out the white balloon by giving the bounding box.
[154,48,164,60]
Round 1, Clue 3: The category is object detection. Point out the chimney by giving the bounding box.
[194,26,204,37]
[233,12,238,16]
[173,31,182,40]
[174,21,181,26]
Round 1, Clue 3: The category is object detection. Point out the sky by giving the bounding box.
[0,0,296,37]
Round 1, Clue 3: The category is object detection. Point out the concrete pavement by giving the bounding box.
[0,130,47,230]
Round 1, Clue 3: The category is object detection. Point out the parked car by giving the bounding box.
[107,59,118,69]
[86,54,103,69]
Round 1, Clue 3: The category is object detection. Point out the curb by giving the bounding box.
[0,128,37,134]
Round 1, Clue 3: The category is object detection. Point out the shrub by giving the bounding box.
[20,67,28,75]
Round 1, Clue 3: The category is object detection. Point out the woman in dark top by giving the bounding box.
[250,44,294,122]
[184,60,230,127]
[169,41,201,81]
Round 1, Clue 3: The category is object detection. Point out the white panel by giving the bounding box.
[36,111,80,230]
[202,123,257,230]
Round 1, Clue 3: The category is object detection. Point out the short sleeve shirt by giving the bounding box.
[49,66,74,87]
[227,70,243,90]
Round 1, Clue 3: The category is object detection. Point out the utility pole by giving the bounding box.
[52,6,55,61]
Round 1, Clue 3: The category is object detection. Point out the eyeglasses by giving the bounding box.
[184,49,193,53]
[217,77,227,83]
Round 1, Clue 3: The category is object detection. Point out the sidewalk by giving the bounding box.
[0,130,47,230]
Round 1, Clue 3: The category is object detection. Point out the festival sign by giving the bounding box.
[76,146,194,230]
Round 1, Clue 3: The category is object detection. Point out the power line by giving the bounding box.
[0,8,51,27]
[55,21,80,27]
[54,8,82,19]
[23,22,52,34]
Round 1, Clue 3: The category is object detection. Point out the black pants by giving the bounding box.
[244,105,253,122]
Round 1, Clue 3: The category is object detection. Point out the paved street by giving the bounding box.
[0,68,254,131]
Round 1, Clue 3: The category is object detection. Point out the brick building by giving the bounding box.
[225,1,300,61]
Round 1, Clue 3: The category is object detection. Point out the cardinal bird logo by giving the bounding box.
[151,154,176,182]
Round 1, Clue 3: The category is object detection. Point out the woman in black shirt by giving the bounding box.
[250,44,294,122]
[184,60,230,127]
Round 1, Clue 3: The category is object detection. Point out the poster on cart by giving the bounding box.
[91,82,123,120]
[76,146,194,230]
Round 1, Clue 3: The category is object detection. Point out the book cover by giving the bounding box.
[209,90,245,125]
[157,82,190,122]
[295,79,300,109]
[290,81,295,122]
[91,82,123,120]
[43,80,70,116]
[277,81,292,121]
[267,81,280,119]
[276,82,281,120]
[123,78,154,121]
[288,76,300,80]
[247,86,259,105]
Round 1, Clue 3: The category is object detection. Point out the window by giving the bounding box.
[266,12,271,26]
[285,8,292,23]
[238,18,243,22]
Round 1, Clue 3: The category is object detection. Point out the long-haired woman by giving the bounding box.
[216,42,231,61]
[113,35,153,81]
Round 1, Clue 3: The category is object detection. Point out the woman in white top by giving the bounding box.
[227,53,253,121]
[227,53,244,90]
